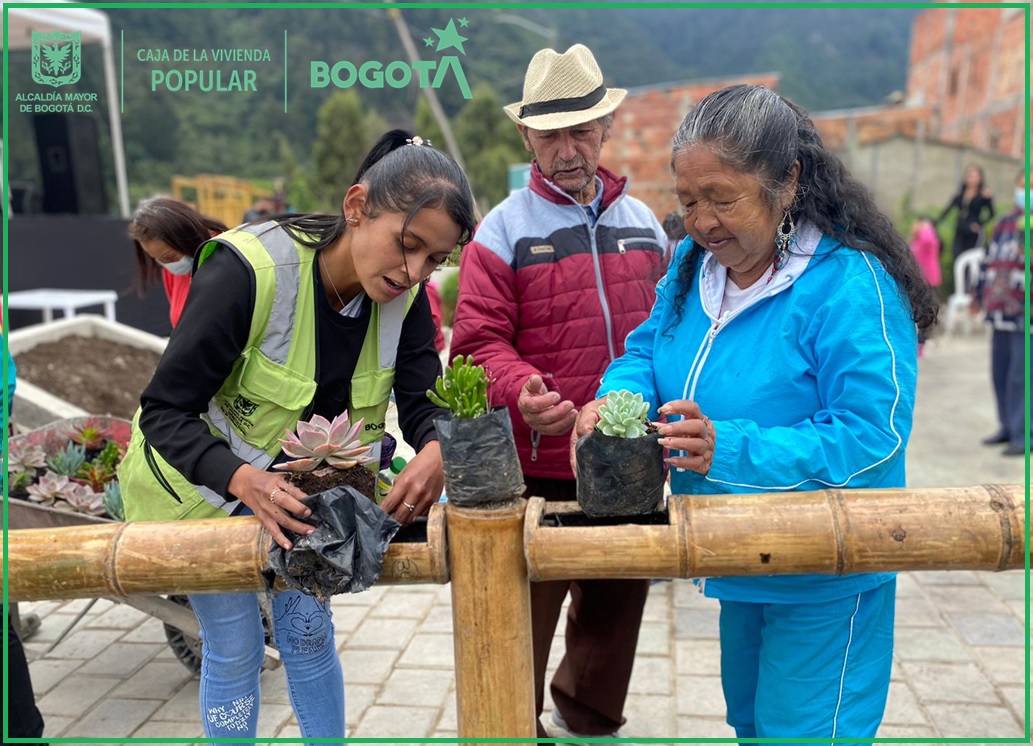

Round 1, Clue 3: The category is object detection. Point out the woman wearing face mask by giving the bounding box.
[117,130,475,743]
[130,197,229,328]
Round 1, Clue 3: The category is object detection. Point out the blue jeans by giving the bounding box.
[189,589,344,744]
[719,579,895,744]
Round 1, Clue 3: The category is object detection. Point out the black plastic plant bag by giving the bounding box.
[576,430,665,518]
[268,486,400,601]
[434,407,525,507]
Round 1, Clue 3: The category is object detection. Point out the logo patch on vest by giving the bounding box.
[234,395,259,417]
[530,244,554,255]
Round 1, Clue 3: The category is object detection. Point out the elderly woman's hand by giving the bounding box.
[569,397,606,470]
[657,399,715,475]
[380,441,444,526]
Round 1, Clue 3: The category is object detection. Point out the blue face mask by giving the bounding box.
[159,255,193,276]
[1016,188,1029,212]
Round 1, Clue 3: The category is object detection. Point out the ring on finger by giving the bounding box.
[269,486,287,505]
[402,501,416,513]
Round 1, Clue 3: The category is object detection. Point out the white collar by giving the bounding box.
[699,219,821,320]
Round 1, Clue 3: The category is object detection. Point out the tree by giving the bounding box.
[454,84,529,211]
[311,91,378,210]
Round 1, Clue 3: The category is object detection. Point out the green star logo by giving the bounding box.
[423,36,435,47]
[458,17,470,28]
[431,18,468,55]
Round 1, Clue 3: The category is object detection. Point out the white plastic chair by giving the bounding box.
[944,247,985,336]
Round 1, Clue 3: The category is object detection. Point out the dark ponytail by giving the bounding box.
[275,130,475,252]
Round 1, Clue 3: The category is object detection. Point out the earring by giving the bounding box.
[346,216,358,226]
[773,210,795,270]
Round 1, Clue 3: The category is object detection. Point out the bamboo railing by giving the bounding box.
[3,484,1027,740]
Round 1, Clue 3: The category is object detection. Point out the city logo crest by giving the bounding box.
[32,30,82,87]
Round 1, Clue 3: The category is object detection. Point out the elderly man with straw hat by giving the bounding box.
[450,44,666,741]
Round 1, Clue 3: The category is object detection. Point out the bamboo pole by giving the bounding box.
[4,504,450,602]
[447,499,536,741]
[525,484,1026,581]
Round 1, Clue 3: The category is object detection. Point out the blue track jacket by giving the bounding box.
[599,221,918,604]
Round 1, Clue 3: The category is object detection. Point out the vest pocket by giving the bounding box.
[349,368,395,444]
[218,347,317,452]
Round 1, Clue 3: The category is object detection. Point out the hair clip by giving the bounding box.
[406,135,431,147]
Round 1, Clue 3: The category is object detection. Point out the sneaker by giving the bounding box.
[981,431,1009,446]
[17,612,41,641]
[550,709,631,742]
[1001,442,1026,457]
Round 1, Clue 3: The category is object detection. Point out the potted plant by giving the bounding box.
[268,411,400,599]
[575,389,665,518]
[6,416,129,527]
[427,354,524,506]
[273,411,378,501]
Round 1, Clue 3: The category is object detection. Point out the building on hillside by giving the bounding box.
[607,73,780,220]
[907,5,1028,160]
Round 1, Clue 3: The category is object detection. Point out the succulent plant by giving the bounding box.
[596,390,651,438]
[6,441,47,474]
[95,440,124,470]
[74,461,118,492]
[61,479,106,514]
[103,480,125,521]
[26,472,74,506]
[47,442,88,477]
[273,412,375,473]
[8,469,34,493]
[69,423,107,452]
[426,354,489,419]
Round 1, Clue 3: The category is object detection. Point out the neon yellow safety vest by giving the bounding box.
[119,221,416,522]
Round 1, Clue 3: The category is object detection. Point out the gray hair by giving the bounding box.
[667,84,939,333]
[671,86,797,208]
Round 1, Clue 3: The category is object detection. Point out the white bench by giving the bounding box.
[7,288,118,323]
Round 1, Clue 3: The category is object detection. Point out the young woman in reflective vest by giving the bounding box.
[118,130,474,743]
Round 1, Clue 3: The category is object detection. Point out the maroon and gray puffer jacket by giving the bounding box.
[450,162,666,480]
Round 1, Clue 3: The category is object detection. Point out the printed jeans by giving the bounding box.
[189,589,344,744]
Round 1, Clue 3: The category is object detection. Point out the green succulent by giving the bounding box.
[47,442,88,477]
[103,481,125,521]
[96,440,123,470]
[426,354,489,419]
[596,390,651,438]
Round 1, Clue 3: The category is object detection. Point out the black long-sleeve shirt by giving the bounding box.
[139,246,446,501]
[937,191,995,254]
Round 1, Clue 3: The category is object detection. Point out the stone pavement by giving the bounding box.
[17,328,1028,743]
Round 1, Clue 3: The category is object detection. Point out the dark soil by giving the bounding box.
[287,465,376,501]
[14,337,162,420]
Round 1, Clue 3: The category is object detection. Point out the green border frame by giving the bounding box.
[2,1,1030,743]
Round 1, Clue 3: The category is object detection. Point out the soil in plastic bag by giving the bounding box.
[268,486,401,601]
[434,408,525,507]
[576,430,665,518]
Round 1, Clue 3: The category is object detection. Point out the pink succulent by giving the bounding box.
[273,412,374,473]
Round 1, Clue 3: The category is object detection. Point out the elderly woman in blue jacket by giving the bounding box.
[574,85,938,744]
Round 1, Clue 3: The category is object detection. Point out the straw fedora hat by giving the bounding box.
[504,44,626,131]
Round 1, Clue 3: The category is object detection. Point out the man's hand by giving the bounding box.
[518,374,578,436]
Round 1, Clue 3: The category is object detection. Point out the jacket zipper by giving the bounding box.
[143,442,183,503]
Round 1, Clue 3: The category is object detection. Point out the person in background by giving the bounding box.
[908,215,942,357]
[3,327,47,744]
[243,195,281,223]
[130,198,228,328]
[662,209,688,268]
[449,44,666,741]
[973,166,1030,457]
[936,163,994,266]
[574,84,937,743]
[117,131,475,743]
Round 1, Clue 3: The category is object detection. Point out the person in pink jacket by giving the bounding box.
[909,216,942,356]
[909,216,942,289]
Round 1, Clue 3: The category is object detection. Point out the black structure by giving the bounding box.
[4,215,172,337]
[33,113,108,215]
